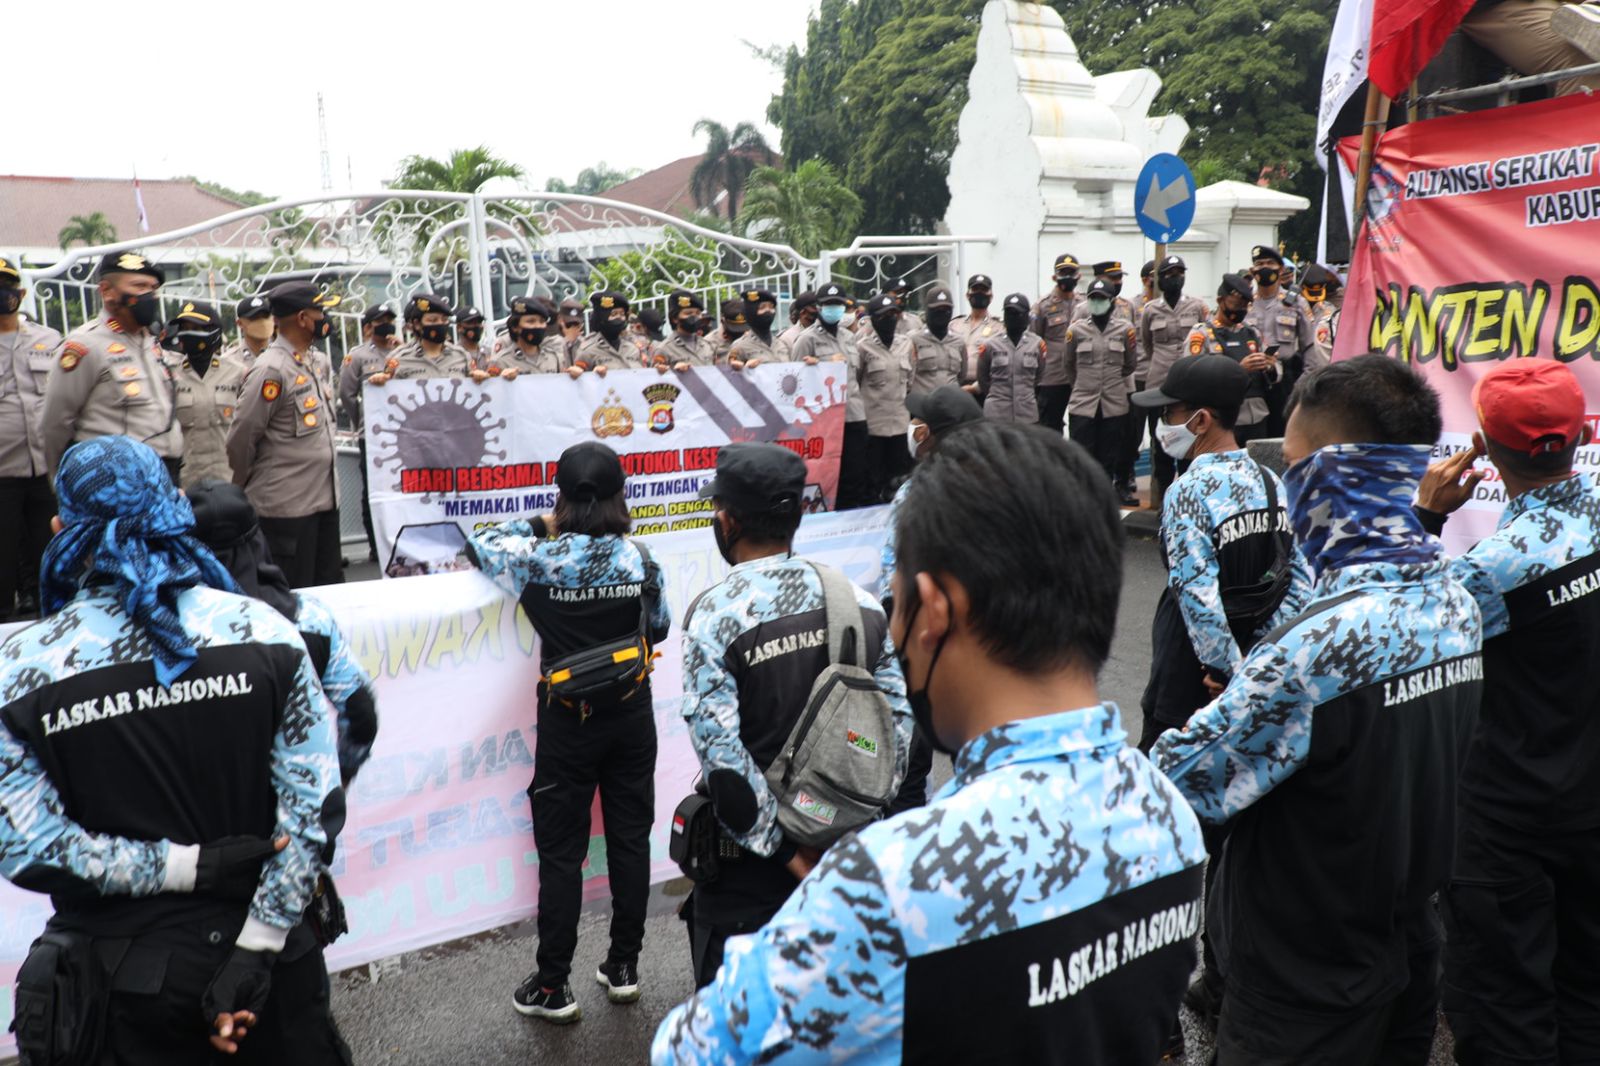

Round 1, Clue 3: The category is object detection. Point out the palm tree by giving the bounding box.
[58,212,118,250]
[736,161,863,257]
[389,147,525,193]
[690,120,776,222]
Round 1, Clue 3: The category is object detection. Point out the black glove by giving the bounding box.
[195,837,278,899]
[201,947,275,1026]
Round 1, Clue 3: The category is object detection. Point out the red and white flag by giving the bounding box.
[133,171,149,234]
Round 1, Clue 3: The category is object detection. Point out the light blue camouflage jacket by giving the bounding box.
[681,554,911,857]
[652,704,1208,1064]
[0,586,340,936]
[296,593,377,783]
[1162,450,1315,674]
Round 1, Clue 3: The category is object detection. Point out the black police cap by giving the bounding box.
[698,442,806,515]
[0,257,20,286]
[890,276,912,293]
[925,286,954,309]
[269,281,340,317]
[667,289,705,315]
[360,303,396,325]
[455,305,486,323]
[1085,278,1116,299]
[508,295,553,320]
[906,384,983,436]
[1217,273,1254,302]
[1052,254,1079,276]
[637,308,664,332]
[720,299,747,324]
[97,250,165,285]
[1301,263,1342,290]
[555,442,625,503]
[404,293,452,320]
[867,293,898,317]
[591,290,629,314]
[1092,260,1124,277]
[967,274,993,291]
[237,294,273,320]
[172,300,221,327]
[1251,245,1285,266]
[1159,255,1187,274]
[1003,292,1031,315]
[742,287,777,307]
[1132,355,1250,410]
[1140,260,1156,279]
[817,283,848,304]
[790,290,817,311]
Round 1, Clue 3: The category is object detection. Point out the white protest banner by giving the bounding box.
[364,365,848,577]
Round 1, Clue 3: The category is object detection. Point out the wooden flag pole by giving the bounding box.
[1352,82,1392,232]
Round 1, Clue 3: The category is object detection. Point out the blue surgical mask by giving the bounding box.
[819,305,845,326]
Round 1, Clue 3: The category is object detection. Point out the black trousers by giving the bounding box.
[1068,410,1126,482]
[836,420,874,510]
[356,435,377,562]
[886,725,934,816]
[259,510,344,589]
[1147,411,1176,509]
[0,475,53,617]
[233,942,352,1066]
[686,853,798,989]
[1036,384,1070,435]
[1442,812,1600,1065]
[1116,379,1145,485]
[529,695,657,984]
[866,433,912,505]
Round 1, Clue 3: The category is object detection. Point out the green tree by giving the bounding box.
[690,120,777,222]
[173,176,274,207]
[545,162,642,196]
[389,146,525,193]
[587,229,730,307]
[737,160,863,256]
[57,212,118,250]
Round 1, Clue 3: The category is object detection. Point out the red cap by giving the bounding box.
[1472,359,1587,456]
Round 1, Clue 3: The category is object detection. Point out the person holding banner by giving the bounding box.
[708,299,749,365]
[573,291,644,376]
[367,294,483,385]
[729,288,791,368]
[777,290,817,350]
[1412,359,1600,1066]
[487,296,567,377]
[465,442,670,1025]
[455,305,493,370]
[793,283,873,508]
[654,290,717,372]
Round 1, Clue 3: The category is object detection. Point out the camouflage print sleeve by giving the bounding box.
[298,595,379,783]
[0,723,174,898]
[644,551,672,642]
[1445,541,1516,641]
[1164,491,1241,675]
[651,835,904,1064]
[1151,634,1314,824]
[682,608,784,857]
[241,648,342,948]
[465,519,553,600]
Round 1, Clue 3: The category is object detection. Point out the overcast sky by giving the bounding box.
[3,0,817,197]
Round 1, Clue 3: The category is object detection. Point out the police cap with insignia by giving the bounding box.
[1132,354,1250,410]
[637,308,665,336]
[699,441,806,517]
[967,274,993,292]
[1085,278,1117,299]
[816,283,847,305]
[742,287,777,308]
[558,297,585,323]
[666,289,704,322]
[867,293,899,317]
[1092,261,1124,278]
[925,286,954,309]
[590,290,630,313]
[1217,273,1254,302]
[269,281,340,316]
[507,295,553,321]
[1003,292,1031,315]
[237,294,273,320]
[360,303,396,325]
[0,257,20,286]
[555,442,626,503]
[455,305,486,323]
[1052,254,1080,278]
[97,250,165,286]
[790,290,817,312]
[1159,255,1187,275]
[403,293,453,320]
[173,300,221,326]
[1301,263,1342,291]
[720,298,746,326]
[889,276,912,294]
[1251,245,1285,266]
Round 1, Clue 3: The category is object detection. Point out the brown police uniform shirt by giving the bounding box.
[0,318,64,478]
[653,331,717,368]
[908,328,966,395]
[338,341,397,430]
[1244,290,1315,364]
[1031,289,1079,387]
[573,333,643,373]
[1308,301,1337,375]
[164,350,249,488]
[857,329,915,436]
[977,330,1045,423]
[485,335,568,375]
[729,330,794,366]
[950,312,998,385]
[226,336,337,519]
[706,329,741,365]
[792,322,864,423]
[1063,315,1138,418]
[42,313,182,473]
[1139,295,1210,391]
[382,341,475,380]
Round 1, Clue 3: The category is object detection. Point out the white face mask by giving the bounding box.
[907,422,926,460]
[1156,412,1201,460]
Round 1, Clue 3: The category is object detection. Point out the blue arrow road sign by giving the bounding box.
[1135,154,1197,244]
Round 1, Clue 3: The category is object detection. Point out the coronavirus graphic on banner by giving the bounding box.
[363,365,847,576]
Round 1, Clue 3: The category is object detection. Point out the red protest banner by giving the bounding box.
[1336,93,1600,548]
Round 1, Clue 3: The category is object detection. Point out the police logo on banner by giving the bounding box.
[592,389,635,438]
[642,382,680,434]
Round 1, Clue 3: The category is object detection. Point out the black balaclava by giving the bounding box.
[1003,306,1028,344]
[925,306,953,339]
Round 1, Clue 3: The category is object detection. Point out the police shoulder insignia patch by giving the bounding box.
[60,342,86,371]
[262,380,281,401]
[1188,334,1204,355]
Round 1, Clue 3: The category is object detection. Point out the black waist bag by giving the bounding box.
[1221,461,1294,636]
[307,873,348,947]
[544,541,661,706]
[669,792,721,884]
[12,930,106,1066]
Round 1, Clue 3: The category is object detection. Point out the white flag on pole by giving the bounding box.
[1317,0,1373,168]
[133,171,149,234]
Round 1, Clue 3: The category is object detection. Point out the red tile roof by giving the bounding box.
[0,175,254,252]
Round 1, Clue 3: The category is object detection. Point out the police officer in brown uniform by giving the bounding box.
[792,283,872,508]
[487,296,567,376]
[858,292,916,501]
[1083,260,1137,322]
[884,276,923,334]
[42,251,183,481]
[338,303,399,563]
[1064,278,1139,492]
[1243,245,1314,434]
[1300,263,1342,376]
[1185,273,1275,444]
[978,292,1045,424]
[1139,255,1209,508]
[1031,253,1081,434]
[162,300,247,489]
[368,294,483,385]
[456,305,494,370]
[950,273,997,397]
[729,288,791,368]
[706,299,747,365]
[909,286,963,397]
[0,258,62,620]
[653,291,717,371]
[777,290,817,350]
[557,298,586,364]
[572,291,641,375]
[225,281,342,587]
[221,294,275,372]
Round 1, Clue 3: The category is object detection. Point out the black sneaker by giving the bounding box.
[595,959,641,1004]
[512,974,581,1023]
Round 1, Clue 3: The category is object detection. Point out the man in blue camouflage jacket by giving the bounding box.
[1155,355,1484,1064]
[674,442,912,992]
[1414,359,1600,1065]
[654,421,1207,1065]
[0,436,343,1064]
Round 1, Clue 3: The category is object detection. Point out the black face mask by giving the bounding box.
[752,310,776,332]
[519,326,547,347]
[305,314,333,341]
[121,290,161,328]
[1003,307,1029,344]
[894,597,957,756]
[461,325,483,344]
[872,313,897,348]
[1159,275,1185,298]
[1054,276,1078,293]
[925,307,953,338]
[678,315,701,335]
[0,288,21,315]
[598,317,627,341]
[178,330,222,359]
[1220,302,1248,324]
[1256,269,1280,287]
[419,323,449,345]
[967,292,991,309]
[374,322,397,339]
[713,515,738,565]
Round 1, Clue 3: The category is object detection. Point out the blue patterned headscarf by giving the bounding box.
[41,437,239,686]
[1281,442,1442,575]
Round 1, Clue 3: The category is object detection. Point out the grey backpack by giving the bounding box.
[763,562,900,848]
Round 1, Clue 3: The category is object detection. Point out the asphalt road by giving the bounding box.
[330,530,1456,1064]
